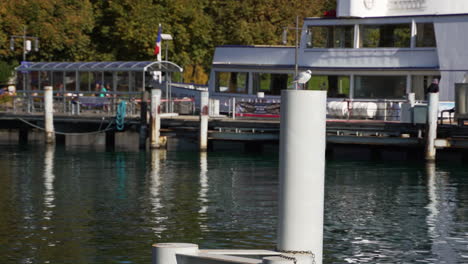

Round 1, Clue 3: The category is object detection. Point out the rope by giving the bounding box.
[16,117,114,136]
[115,101,127,131]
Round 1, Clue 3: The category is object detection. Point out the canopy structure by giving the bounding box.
[15,61,183,96]
[16,61,183,73]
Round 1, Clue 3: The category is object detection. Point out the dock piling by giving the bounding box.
[105,130,115,150]
[18,128,28,144]
[278,90,327,264]
[425,92,439,161]
[152,243,198,264]
[150,89,162,149]
[199,91,209,151]
[44,86,55,144]
[139,91,149,150]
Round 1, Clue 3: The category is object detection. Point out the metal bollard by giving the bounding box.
[425,92,439,161]
[44,86,55,144]
[199,91,209,151]
[150,89,162,149]
[278,90,327,264]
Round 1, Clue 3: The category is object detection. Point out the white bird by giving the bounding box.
[292,70,312,89]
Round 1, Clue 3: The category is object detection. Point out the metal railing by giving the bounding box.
[0,90,196,116]
[224,97,405,121]
[328,99,405,121]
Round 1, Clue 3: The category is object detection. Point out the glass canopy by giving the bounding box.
[16,61,183,73]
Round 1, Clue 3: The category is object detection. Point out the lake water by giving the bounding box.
[0,142,467,264]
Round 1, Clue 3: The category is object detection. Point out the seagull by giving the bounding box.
[292,70,312,89]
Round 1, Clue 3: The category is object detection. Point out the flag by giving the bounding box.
[153,24,162,59]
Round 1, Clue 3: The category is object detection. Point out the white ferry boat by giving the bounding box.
[206,0,468,117]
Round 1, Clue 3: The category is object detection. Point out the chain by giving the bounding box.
[278,254,298,264]
[276,249,316,264]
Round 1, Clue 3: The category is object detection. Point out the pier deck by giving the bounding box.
[2,112,468,150]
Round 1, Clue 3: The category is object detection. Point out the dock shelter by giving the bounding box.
[14,61,184,114]
[15,61,183,94]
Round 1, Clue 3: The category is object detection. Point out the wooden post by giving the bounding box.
[150,89,162,149]
[44,86,55,144]
[426,92,439,161]
[199,91,209,151]
[139,91,149,150]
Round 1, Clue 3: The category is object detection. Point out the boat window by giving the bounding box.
[360,24,411,48]
[354,75,407,99]
[416,23,436,47]
[215,72,248,94]
[252,73,293,95]
[411,75,440,100]
[307,75,350,98]
[307,25,354,48]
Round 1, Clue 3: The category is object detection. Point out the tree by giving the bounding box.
[0,0,95,63]
[0,0,337,84]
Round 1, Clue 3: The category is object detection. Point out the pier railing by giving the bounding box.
[227,97,406,121]
[0,90,196,116]
[327,99,405,121]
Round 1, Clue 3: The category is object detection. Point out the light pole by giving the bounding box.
[282,16,301,79]
[161,33,173,112]
[10,26,39,63]
[10,26,39,91]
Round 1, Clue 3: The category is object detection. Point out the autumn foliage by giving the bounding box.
[0,0,335,85]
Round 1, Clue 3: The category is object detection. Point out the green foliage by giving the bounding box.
[0,0,336,84]
[0,61,14,84]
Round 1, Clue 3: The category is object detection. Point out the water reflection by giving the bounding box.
[1,146,467,264]
[149,149,167,235]
[116,153,127,199]
[43,145,55,220]
[199,152,208,214]
[425,163,458,263]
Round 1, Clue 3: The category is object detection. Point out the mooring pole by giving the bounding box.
[199,91,209,151]
[150,89,162,149]
[425,92,439,161]
[44,86,55,144]
[152,243,198,264]
[139,91,149,150]
[277,90,327,264]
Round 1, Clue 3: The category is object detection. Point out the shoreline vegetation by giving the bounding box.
[0,0,335,85]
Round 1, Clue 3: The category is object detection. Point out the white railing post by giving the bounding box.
[426,92,439,161]
[199,91,209,151]
[278,90,327,264]
[150,89,162,149]
[44,86,55,144]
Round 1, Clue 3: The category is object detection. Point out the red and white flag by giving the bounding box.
[153,24,162,61]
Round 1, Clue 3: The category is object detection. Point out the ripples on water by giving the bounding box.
[0,144,467,263]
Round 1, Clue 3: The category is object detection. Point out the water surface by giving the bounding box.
[0,144,467,263]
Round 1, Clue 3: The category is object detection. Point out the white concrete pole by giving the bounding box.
[44,86,55,144]
[150,89,162,149]
[232,97,236,120]
[152,243,198,264]
[408,92,415,107]
[278,90,327,264]
[426,92,439,161]
[199,91,209,151]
